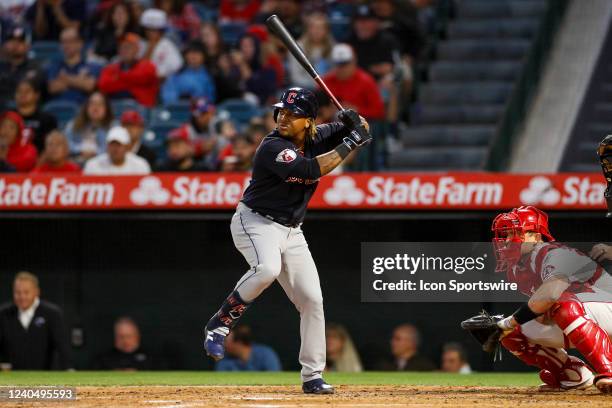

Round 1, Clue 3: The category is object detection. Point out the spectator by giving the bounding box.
[185,97,226,168]
[154,0,201,41]
[98,33,160,107]
[83,126,151,175]
[245,119,267,146]
[0,0,34,23]
[371,0,426,61]
[220,133,256,171]
[288,13,334,89]
[31,130,80,173]
[219,0,261,23]
[161,41,216,105]
[0,25,45,111]
[440,342,472,374]
[314,90,335,125]
[0,271,72,370]
[156,126,210,172]
[349,4,400,82]
[275,0,302,39]
[323,44,385,120]
[15,78,58,153]
[229,34,277,105]
[0,111,37,172]
[140,8,183,79]
[93,317,154,370]
[25,0,85,41]
[200,22,243,102]
[120,110,157,168]
[64,91,116,163]
[0,138,16,173]
[90,0,140,62]
[382,323,435,371]
[47,27,101,103]
[215,325,281,371]
[325,323,363,372]
[246,24,284,87]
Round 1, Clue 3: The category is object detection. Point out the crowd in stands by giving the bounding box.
[0,0,435,174]
[0,271,472,372]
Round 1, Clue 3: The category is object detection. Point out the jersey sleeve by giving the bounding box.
[313,122,351,152]
[258,138,322,180]
[540,247,595,284]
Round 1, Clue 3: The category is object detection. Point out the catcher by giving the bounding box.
[462,206,612,393]
[598,134,612,217]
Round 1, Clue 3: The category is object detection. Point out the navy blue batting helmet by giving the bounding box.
[273,87,318,121]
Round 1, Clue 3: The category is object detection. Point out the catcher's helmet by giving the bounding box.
[491,206,554,272]
[273,87,318,121]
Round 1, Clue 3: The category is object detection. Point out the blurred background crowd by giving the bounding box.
[0,0,438,175]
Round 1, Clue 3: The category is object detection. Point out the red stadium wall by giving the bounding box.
[0,172,607,211]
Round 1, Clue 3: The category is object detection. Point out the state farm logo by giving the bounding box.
[324,176,365,205]
[519,177,561,205]
[130,176,171,205]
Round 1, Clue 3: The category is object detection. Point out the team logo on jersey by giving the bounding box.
[542,264,556,281]
[276,148,297,163]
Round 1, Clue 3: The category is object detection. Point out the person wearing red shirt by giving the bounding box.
[0,111,37,172]
[322,44,385,120]
[32,130,80,173]
[220,0,261,23]
[98,33,160,107]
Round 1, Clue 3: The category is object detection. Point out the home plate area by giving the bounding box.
[64,385,611,408]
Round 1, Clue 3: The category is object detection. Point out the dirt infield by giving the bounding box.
[4,385,612,408]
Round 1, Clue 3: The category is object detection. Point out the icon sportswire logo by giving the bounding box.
[323,176,366,205]
[519,176,561,205]
[130,176,171,205]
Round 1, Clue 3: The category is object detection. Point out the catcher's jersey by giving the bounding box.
[241,123,349,226]
[508,242,609,296]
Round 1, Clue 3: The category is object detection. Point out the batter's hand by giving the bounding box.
[338,109,371,147]
[589,243,612,262]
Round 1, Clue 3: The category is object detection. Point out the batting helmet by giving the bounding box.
[273,87,318,121]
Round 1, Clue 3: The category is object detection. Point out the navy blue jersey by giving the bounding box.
[241,122,350,225]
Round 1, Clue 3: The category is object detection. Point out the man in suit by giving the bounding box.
[0,271,71,370]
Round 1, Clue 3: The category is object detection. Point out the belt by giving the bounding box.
[250,209,301,228]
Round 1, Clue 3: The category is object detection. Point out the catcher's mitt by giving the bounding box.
[461,310,505,357]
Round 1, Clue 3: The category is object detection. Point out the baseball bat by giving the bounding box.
[266,14,344,111]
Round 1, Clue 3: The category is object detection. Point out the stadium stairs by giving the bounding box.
[560,14,612,172]
[389,0,547,171]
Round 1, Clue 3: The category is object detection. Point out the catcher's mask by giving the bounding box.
[598,135,612,217]
[491,206,554,273]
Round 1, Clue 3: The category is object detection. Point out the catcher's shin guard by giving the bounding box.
[204,290,251,361]
[501,326,593,390]
[551,300,612,392]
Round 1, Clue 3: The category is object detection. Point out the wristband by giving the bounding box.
[334,142,352,159]
[512,303,542,325]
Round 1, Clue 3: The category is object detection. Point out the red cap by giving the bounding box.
[120,32,141,46]
[246,25,268,42]
[120,110,144,126]
[167,126,191,144]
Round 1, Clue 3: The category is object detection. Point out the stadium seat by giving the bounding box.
[42,100,79,128]
[217,99,262,128]
[30,41,61,66]
[151,102,191,126]
[219,22,246,47]
[192,3,219,22]
[457,0,547,19]
[146,123,181,159]
[111,99,148,120]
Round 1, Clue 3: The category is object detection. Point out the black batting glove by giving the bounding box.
[338,109,361,129]
[338,109,372,147]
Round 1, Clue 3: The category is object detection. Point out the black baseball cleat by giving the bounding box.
[302,378,334,394]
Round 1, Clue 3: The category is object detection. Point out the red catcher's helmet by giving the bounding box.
[491,206,555,272]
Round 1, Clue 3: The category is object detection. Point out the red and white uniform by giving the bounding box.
[502,242,612,389]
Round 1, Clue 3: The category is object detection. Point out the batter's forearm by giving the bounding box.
[316,149,344,176]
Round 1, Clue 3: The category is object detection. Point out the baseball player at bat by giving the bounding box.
[463,206,612,393]
[204,87,370,394]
